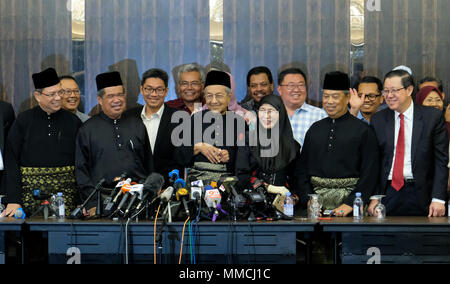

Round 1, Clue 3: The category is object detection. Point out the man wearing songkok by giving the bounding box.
[295,71,380,217]
[1,68,82,217]
[176,70,248,183]
[75,71,153,216]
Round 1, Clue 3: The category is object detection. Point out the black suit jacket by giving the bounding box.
[0,101,15,194]
[126,104,182,186]
[371,104,448,210]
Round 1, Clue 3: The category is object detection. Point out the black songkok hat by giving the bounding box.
[323,71,350,91]
[204,70,231,89]
[96,71,123,91]
[32,68,60,89]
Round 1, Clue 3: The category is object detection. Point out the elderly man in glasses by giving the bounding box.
[349,76,385,124]
[1,68,82,217]
[60,75,90,123]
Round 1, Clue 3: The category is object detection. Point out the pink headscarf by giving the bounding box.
[415,86,444,105]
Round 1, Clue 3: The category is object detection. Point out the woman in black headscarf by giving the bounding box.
[237,94,301,193]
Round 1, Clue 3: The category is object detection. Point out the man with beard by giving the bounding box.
[240,66,274,112]
[75,71,153,215]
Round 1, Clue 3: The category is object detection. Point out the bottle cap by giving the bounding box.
[57,192,63,197]
[286,192,292,197]
[356,192,361,197]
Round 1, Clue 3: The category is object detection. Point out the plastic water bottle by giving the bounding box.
[284,192,294,217]
[56,192,65,219]
[353,192,363,219]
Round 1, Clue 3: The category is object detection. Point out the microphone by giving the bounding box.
[174,178,186,190]
[176,187,190,216]
[116,183,133,214]
[204,185,222,222]
[14,208,26,219]
[69,178,106,219]
[123,184,144,217]
[169,169,180,184]
[190,180,203,204]
[104,178,132,215]
[218,176,246,208]
[160,186,174,205]
[128,173,165,217]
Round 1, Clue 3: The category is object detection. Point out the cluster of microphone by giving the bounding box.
[69,169,294,222]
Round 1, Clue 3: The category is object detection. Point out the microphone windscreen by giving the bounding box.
[144,173,165,193]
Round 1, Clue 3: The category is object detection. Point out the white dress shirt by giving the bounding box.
[388,102,414,180]
[141,104,165,152]
[0,149,3,171]
[388,103,444,204]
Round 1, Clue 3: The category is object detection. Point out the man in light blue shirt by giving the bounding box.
[277,68,327,149]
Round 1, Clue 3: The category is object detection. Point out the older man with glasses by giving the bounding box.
[60,75,90,123]
[1,68,82,217]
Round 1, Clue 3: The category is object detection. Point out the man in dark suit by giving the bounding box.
[127,68,181,187]
[370,69,448,217]
[0,101,15,195]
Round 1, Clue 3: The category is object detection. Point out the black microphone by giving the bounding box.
[69,178,106,219]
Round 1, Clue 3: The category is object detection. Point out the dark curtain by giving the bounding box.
[85,0,210,113]
[224,0,351,105]
[364,0,450,93]
[0,0,72,113]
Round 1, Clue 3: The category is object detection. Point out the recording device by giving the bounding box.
[103,172,128,207]
[176,187,190,216]
[204,185,222,222]
[127,173,165,218]
[69,178,106,219]
[218,176,247,208]
[104,178,132,216]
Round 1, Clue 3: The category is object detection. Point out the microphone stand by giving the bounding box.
[69,181,104,219]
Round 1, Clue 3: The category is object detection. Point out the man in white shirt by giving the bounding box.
[128,68,181,186]
[370,69,448,217]
[277,68,327,149]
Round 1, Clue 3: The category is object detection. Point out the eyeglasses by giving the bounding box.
[179,81,202,88]
[358,93,382,101]
[38,89,65,98]
[381,87,406,96]
[205,93,227,101]
[62,89,80,96]
[143,86,166,95]
[103,93,125,100]
[280,83,306,91]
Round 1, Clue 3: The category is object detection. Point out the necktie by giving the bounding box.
[392,113,405,191]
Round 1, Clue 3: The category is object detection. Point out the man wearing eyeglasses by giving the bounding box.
[349,76,385,123]
[166,63,205,115]
[75,71,153,216]
[127,68,181,187]
[1,68,82,217]
[278,68,327,150]
[369,69,448,217]
[60,75,90,123]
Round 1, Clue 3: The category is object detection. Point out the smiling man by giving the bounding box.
[295,71,379,217]
[60,75,90,122]
[349,76,384,123]
[277,68,327,150]
[75,71,153,216]
[2,68,82,217]
[369,70,448,217]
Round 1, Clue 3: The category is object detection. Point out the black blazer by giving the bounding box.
[371,104,448,210]
[0,101,15,194]
[126,104,182,186]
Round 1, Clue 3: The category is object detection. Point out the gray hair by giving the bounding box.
[176,63,206,84]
